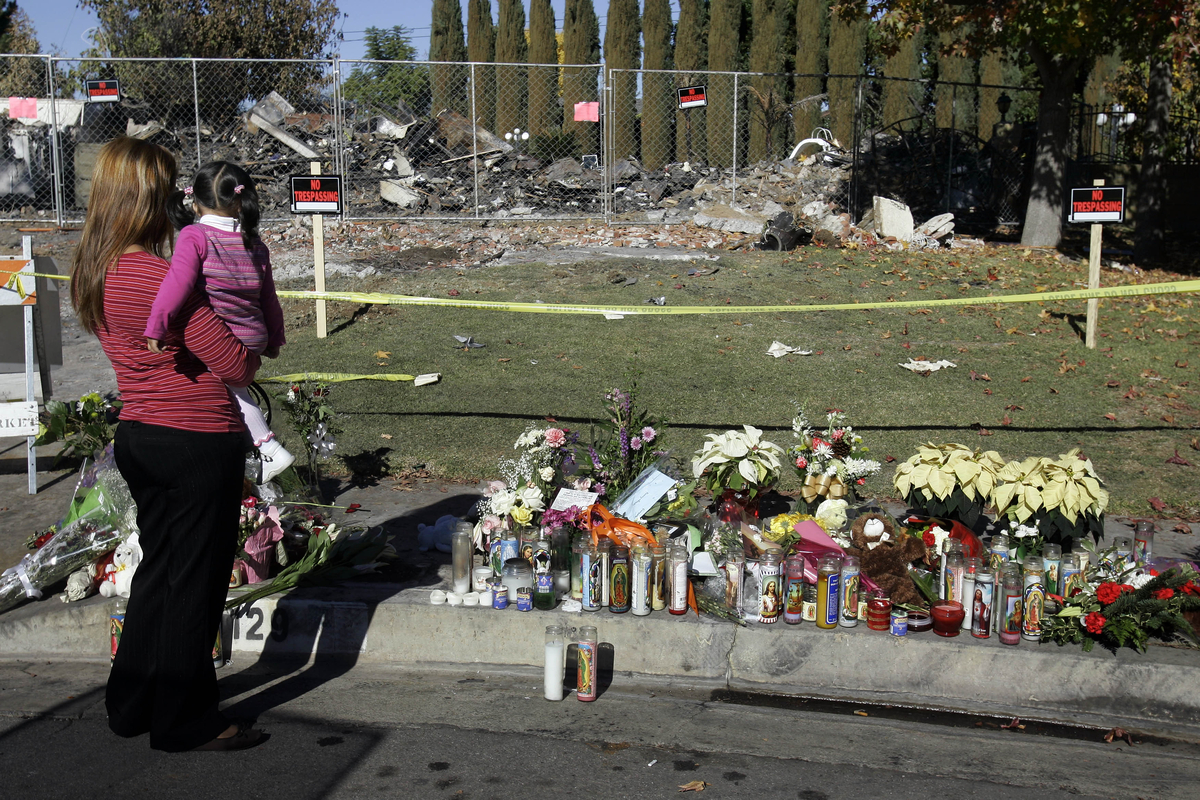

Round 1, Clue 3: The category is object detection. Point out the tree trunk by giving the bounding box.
[1020,47,1080,247]
[1134,56,1172,265]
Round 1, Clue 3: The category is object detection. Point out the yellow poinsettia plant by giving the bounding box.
[992,449,1108,545]
[892,443,1005,528]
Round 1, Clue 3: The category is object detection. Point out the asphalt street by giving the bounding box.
[0,660,1195,799]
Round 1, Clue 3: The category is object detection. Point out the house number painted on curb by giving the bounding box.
[232,604,289,650]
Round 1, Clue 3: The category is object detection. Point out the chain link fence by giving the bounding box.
[0,54,58,220]
[338,60,602,220]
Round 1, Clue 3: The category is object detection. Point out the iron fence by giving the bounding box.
[1071,103,1200,166]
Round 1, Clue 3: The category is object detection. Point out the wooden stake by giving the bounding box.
[1085,179,1104,349]
[311,161,327,339]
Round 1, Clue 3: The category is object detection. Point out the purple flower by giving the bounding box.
[590,447,602,470]
[594,482,606,497]
[619,428,630,460]
[631,436,643,451]
[641,426,656,443]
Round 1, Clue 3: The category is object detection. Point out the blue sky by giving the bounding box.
[22,1,644,62]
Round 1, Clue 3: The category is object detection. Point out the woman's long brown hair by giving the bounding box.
[71,137,178,334]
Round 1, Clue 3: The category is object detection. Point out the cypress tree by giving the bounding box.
[825,7,863,147]
[793,0,828,142]
[935,32,974,132]
[605,0,641,161]
[641,0,674,169]
[977,50,1005,143]
[707,0,741,168]
[527,0,558,136]
[674,0,709,162]
[882,27,922,131]
[748,0,793,163]
[495,0,527,139]
[430,0,468,116]
[563,0,601,155]
[467,0,496,131]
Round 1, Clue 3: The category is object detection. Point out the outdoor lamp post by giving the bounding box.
[996,93,1012,122]
[504,127,530,155]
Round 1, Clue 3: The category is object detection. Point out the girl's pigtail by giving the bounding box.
[237,182,261,250]
[166,188,195,231]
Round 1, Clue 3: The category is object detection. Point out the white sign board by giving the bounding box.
[0,401,38,437]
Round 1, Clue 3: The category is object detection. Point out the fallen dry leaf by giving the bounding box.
[1174,523,1193,534]
[374,350,391,359]
[1005,404,1025,411]
[1166,450,1192,466]
[1105,380,1121,388]
[1149,497,1168,512]
[1176,360,1189,369]
[1001,415,1012,426]
[984,389,993,395]
[900,342,912,349]
[882,331,892,339]
[1192,438,1199,451]
[969,371,992,382]
[1163,414,1176,424]
[380,434,393,440]
[1021,376,1032,383]
[1104,413,1117,421]
[885,455,896,463]
[498,358,511,362]
[447,289,460,296]
[678,781,709,793]
[1000,717,1026,731]
[1104,727,1135,746]
[978,428,993,436]
[1049,387,1060,394]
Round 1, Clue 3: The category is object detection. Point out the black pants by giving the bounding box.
[107,420,245,752]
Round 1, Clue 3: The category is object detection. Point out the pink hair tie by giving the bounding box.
[183,186,194,196]
[233,184,244,194]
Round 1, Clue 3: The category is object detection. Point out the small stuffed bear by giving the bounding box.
[417,515,460,554]
[846,513,926,607]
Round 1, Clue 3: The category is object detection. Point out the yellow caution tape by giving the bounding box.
[3,272,27,300]
[276,280,1200,316]
[260,372,441,385]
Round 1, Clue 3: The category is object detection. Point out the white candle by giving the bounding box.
[544,641,565,700]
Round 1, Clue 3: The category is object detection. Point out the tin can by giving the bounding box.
[866,593,891,631]
[493,585,509,610]
[890,608,908,636]
[516,587,533,611]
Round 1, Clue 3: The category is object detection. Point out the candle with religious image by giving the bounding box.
[839,556,860,628]
[999,564,1022,645]
[759,551,783,624]
[1134,522,1155,565]
[971,565,994,639]
[816,554,841,629]
[597,539,612,607]
[631,545,652,616]
[1021,556,1046,641]
[1041,543,1062,596]
[988,533,1010,576]
[1061,552,1084,597]
[961,558,980,631]
[944,550,965,605]
[576,625,598,702]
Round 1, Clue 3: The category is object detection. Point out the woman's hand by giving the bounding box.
[146,338,163,353]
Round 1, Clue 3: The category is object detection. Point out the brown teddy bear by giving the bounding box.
[846,512,927,607]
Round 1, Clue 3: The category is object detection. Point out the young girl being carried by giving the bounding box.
[144,160,295,482]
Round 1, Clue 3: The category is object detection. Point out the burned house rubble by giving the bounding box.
[2,89,971,251]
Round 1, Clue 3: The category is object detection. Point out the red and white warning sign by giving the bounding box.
[1069,186,1125,223]
[677,85,707,109]
[290,175,343,214]
[85,79,121,103]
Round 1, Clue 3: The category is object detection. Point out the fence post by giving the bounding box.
[603,68,611,223]
[731,72,739,207]
[331,59,344,221]
[46,56,64,228]
[850,75,862,225]
[192,60,202,168]
[470,62,480,219]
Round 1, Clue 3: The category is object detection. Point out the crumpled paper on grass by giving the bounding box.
[767,341,814,358]
[899,358,956,373]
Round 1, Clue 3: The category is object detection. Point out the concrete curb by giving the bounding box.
[3,580,1198,738]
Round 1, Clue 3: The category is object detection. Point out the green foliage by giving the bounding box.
[747,0,794,163]
[604,0,641,162]
[640,0,674,170]
[674,0,709,162]
[495,0,528,136]
[826,7,865,146]
[527,0,559,135]
[562,0,601,153]
[0,10,43,97]
[467,0,496,131]
[35,393,122,463]
[793,0,829,140]
[430,0,468,116]
[341,27,430,116]
[79,0,338,123]
[528,128,581,160]
[707,0,742,167]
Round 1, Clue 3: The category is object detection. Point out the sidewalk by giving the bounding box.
[2,465,1199,740]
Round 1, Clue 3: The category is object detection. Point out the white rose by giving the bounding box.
[518,485,546,512]
[491,490,517,516]
[539,467,556,483]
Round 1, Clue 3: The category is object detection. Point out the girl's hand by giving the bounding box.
[146,338,164,353]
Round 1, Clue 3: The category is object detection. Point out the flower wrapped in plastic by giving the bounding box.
[0,514,122,614]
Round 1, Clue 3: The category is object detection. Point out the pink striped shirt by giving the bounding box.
[99,251,260,433]
[144,222,285,354]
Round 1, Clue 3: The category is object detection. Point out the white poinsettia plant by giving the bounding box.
[992,449,1109,526]
[692,425,785,500]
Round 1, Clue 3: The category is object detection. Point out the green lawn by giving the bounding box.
[267,242,1199,519]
